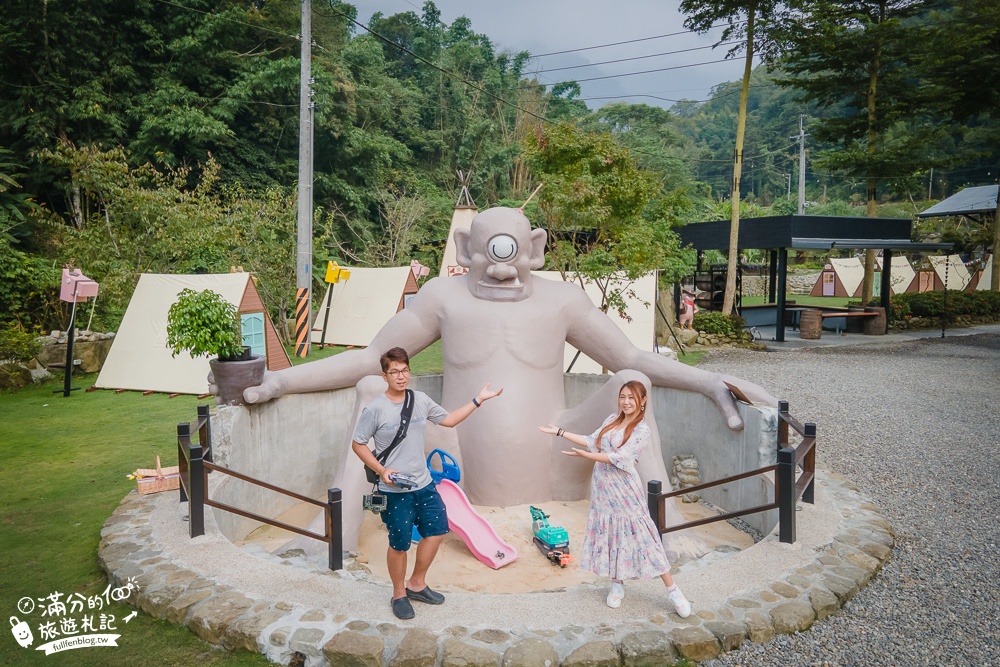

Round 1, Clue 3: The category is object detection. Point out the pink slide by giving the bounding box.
[437,479,518,569]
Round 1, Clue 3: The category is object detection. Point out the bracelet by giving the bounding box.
[472,397,481,408]
[556,428,564,437]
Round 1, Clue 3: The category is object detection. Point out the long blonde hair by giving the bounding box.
[597,380,647,447]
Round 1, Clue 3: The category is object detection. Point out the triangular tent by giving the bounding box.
[311,266,418,348]
[532,272,657,374]
[96,273,290,395]
[876,256,916,295]
[928,255,972,290]
[439,205,478,278]
[965,255,993,291]
[810,257,864,297]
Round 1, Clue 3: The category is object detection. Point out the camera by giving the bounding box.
[389,472,416,489]
[363,493,387,513]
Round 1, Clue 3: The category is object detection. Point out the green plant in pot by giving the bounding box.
[166,288,265,406]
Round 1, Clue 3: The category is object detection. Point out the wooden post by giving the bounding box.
[647,480,663,534]
[777,447,796,543]
[803,422,816,504]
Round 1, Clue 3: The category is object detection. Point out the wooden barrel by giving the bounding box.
[799,309,823,339]
[863,306,886,335]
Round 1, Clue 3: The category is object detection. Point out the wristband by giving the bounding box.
[472,397,481,408]
[557,428,564,437]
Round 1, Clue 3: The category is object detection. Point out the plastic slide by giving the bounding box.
[436,479,518,569]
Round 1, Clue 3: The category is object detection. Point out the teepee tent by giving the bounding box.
[532,272,657,374]
[96,273,290,395]
[439,206,478,278]
[311,266,419,348]
[810,257,865,297]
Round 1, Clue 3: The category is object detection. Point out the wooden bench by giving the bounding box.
[820,311,879,334]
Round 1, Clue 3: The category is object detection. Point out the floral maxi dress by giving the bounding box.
[579,415,671,580]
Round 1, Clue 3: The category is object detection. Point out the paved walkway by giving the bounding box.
[750,322,1000,351]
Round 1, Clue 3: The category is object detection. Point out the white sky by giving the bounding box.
[344,0,756,108]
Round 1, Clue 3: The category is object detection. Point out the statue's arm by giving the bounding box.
[566,293,776,430]
[243,285,443,404]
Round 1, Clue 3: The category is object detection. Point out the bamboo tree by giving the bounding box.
[681,0,786,314]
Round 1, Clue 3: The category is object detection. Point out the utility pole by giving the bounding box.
[786,173,791,199]
[294,0,314,358]
[928,167,933,200]
[796,115,807,214]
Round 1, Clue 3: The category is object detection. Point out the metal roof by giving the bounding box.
[917,185,998,218]
[678,214,950,251]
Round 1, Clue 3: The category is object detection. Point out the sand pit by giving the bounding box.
[242,496,754,594]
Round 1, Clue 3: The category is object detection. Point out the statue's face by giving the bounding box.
[456,207,547,302]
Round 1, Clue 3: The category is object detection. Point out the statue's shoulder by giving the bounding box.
[414,275,463,300]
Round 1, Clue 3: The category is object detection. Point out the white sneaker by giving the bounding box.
[606,582,625,608]
[668,586,691,618]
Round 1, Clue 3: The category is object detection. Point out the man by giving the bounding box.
[352,347,501,619]
[241,206,774,552]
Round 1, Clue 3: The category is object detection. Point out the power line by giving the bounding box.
[532,22,744,58]
[532,41,741,75]
[527,58,734,88]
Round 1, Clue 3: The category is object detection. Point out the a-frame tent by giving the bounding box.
[928,255,972,291]
[439,173,478,278]
[966,255,993,291]
[311,266,419,348]
[96,273,290,395]
[877,255,917,295]
[810,257,865,297]
[532,271,657,374]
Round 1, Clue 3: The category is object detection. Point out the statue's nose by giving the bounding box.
[487,263,517,280]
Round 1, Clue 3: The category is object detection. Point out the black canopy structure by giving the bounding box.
[916,185,998,224]
[678,214,952,341]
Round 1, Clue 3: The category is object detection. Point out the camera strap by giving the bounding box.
[371,388,415,469]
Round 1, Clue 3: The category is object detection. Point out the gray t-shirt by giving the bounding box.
[352,390,448,493]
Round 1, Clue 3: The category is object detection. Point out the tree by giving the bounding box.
[521,123,677,319]
[774,0,937,301]
[681,0,788,314]
[914,0,1000,289]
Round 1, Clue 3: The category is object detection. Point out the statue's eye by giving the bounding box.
[487,235,517,262]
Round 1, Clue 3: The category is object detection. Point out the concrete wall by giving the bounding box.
[565,375,779,536]
[209,375,442,542]
[210,374,777,541]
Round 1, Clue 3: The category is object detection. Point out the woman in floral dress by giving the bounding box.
[539,380,691,615]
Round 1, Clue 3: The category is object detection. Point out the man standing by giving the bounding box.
[352,347,502,620]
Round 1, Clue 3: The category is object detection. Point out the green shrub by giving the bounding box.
[165,289,245,360]
[693,312,746,335]
[0,323,42,392]
[886,290,1000,321]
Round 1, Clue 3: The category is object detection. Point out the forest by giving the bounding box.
[1,0,997,335]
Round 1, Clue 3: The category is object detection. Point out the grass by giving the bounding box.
[0,374,271,667]
[741,295,856,308]
[2,339,696,665]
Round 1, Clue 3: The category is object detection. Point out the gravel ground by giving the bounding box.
[697,333,1000,667]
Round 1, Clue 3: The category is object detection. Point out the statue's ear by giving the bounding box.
[528,228,547,270]
[454,228,472,268]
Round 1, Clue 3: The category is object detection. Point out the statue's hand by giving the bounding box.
[709,373,779,431]
[242,370,287,405]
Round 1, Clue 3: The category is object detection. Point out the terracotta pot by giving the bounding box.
[209,356,265,406]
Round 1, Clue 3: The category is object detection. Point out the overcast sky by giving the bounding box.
[344,0,756,109]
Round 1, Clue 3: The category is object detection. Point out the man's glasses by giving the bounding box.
[386,368,410,377]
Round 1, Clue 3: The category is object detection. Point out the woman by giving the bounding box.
[539,380,691,616]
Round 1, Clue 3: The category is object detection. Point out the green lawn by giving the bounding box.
[1,340,696,665]
[741,295,856,308]
[0,375,270,667]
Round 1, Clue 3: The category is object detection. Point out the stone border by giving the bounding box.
[99,469,892,666]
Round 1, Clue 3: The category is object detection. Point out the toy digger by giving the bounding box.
[529,506,574,568]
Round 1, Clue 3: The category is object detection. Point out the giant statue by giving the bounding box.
[240,207,775,553]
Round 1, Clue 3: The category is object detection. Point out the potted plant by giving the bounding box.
[166,288,265,406]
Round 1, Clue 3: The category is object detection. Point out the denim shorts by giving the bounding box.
[381,483,449,551]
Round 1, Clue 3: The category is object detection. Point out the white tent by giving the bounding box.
[311,266,418,348]
[532,272,657,374]
[877,256,916,295]
[929,255,972,290]
[96,273,290,395]
[968,255,993,291]
[831,257,866,297]
[439,205,478,278]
